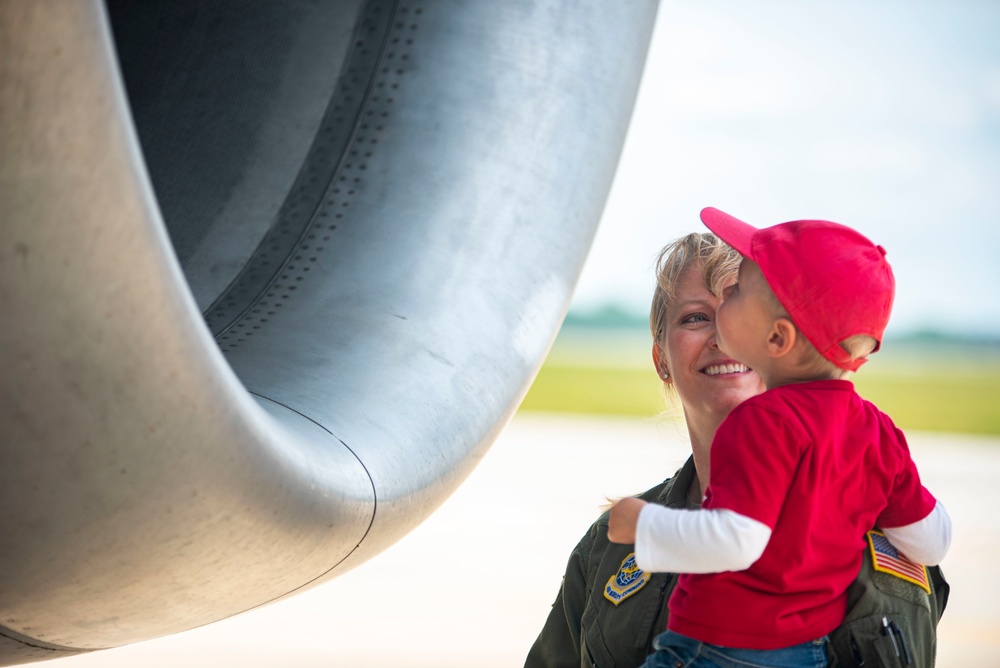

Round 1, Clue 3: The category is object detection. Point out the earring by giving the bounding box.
[660,372,670,380]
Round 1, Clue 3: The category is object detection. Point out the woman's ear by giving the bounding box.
[767,318,798,359]
[652,343,670,380]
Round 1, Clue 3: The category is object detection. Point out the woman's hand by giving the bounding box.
[607,497,647,544]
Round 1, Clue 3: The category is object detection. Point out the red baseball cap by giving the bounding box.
[700,207,894,371]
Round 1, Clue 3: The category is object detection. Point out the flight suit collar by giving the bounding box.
[655,456,698,510]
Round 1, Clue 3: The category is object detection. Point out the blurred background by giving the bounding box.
[51,1,1000,666]
[529,0,1000,435]
[573,0,1000,339]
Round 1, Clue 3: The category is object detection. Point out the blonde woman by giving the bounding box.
[525,232,948,668]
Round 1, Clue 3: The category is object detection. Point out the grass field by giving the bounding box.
[519,330,1000,436]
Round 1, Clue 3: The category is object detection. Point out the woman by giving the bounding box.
[524,232,948,668]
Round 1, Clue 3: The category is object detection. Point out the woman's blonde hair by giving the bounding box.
[649,233,742,344]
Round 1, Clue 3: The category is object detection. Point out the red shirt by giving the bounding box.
[668,380,936,649]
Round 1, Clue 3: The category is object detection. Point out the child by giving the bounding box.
[608,208,952,668]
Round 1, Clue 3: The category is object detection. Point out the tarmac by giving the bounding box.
[48,413,999,667]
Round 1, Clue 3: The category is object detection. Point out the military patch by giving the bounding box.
[867,530,931,594]
[604,553,649,606]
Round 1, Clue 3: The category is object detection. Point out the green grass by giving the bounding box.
[520,364,667,417]
[852,373,1000,435]
[519,334,1000,436]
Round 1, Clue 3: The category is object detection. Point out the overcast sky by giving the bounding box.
[570,0,1000,338]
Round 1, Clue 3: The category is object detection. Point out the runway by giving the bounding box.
[48,414,999,667]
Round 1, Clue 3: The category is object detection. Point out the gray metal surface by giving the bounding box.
[0,0,658,664]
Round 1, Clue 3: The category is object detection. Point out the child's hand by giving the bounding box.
[607,497,647,544]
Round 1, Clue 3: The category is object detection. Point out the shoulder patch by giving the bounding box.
[604,553,649,606]
[867,530,931,594]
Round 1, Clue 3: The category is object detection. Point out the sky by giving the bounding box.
[570,0,1000,338]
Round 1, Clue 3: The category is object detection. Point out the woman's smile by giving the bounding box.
[702,361,751,376]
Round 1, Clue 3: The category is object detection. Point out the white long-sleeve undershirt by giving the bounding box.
[634,504,771,574]
[881,500,952,566]
[633,500,953,575]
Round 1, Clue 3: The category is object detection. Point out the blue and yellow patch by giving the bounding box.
[604,553,649,606]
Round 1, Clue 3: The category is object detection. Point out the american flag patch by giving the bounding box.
[867,530,931,594]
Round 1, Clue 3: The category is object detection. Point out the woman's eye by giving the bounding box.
[681,313,709,324]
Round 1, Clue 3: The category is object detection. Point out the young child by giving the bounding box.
[608,208,952,668]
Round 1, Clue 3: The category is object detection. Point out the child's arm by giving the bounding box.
[880,500,952,565]
[608,498,771,573]
[606,497,645,544]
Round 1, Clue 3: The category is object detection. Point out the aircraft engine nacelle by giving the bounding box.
[0,0,657,663]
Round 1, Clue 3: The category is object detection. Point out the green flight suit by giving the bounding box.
[525,456,949,668]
